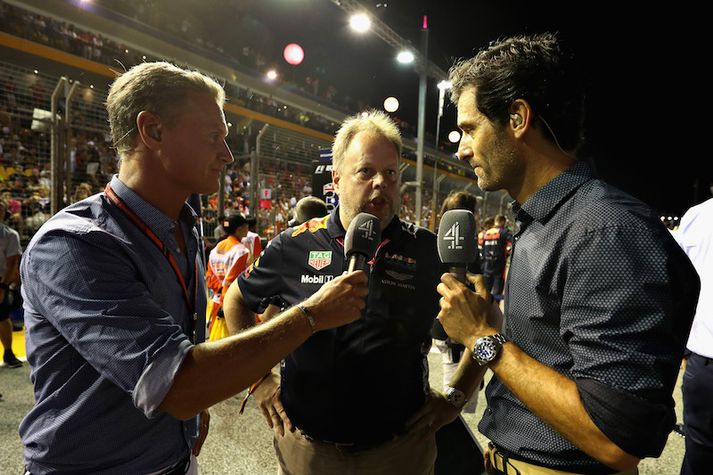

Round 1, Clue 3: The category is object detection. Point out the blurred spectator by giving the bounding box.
[287,196,328,227]
[673,197,713,474]
[72,182,93,203]
[206,214,252,342]
[0,197,22,368]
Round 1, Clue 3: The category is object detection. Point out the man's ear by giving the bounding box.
[508,99,531,137]
[136,111,162,149]
[332,168,341,194]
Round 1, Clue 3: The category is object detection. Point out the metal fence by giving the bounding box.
[253,124,331,238]
[0,60,56,243]
[1,58,514,250]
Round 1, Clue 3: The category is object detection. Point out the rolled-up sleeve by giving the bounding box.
[561,223,699,456]
[23,226,193,417]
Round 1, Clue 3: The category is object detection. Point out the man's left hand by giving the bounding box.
[437,273,496,347]
[193,409,210,456]
[405,387,460,433]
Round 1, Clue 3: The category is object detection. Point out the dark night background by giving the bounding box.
[73,0,705,216]
[223,0,706,216]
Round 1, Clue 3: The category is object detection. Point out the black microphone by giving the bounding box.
[344,213,381,273]
[437,210,477,283]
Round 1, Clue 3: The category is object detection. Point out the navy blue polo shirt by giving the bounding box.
[237,207,444,444]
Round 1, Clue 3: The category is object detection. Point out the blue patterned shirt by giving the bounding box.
[480,161,699,473]
[20,176,206,474]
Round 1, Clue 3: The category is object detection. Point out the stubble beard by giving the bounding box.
[479,131,519,192]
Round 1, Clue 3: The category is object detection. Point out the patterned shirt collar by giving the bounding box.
[109,175,197,239]
[512,160,594,231]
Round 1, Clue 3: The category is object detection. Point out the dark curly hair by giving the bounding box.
[449,32,585,152]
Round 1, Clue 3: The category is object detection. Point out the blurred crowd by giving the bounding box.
[0,0,476,246]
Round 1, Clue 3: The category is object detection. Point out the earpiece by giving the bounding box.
[148,126,161,141]
[510,114,523,126]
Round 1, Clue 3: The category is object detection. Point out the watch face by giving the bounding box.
[446,388,466,407]
[473,336,501,364]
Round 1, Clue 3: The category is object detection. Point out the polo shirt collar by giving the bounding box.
[326,205,402,241]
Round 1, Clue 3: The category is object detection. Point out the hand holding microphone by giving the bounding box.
[296,213,380,331]
[436,210,498,345]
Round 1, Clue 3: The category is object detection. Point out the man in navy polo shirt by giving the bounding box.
[224,110,486,475]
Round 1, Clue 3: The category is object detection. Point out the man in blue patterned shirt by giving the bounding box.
[19,62,368,474]
[437,33,699,475]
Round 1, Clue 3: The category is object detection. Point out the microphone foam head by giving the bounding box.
[344,212,381,258]
[437,209,477,265]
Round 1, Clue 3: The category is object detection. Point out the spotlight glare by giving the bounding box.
[350,13,371,33]
[437,80,452,91]
[396,50,415,64]
[448,130,461,143]
[266,70,278,81]
[383,96,399,113]
[283,43,305,65]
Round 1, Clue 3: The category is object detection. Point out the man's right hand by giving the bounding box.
[302,270,369,331]
[253,372,292,436]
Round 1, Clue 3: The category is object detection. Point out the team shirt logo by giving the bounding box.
[308,250,332,270]
[291,216,328,237]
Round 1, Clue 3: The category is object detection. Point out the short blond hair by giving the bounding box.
[331,110,402,171]
[106,61,225,156]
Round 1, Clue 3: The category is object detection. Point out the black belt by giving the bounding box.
[155,453,191,475]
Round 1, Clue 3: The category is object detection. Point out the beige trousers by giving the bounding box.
[274,426,437,475]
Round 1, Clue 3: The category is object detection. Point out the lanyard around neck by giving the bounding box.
[104,184,198,340]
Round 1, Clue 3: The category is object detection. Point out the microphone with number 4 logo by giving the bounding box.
[437,210,478,283]
[344,213,381,274]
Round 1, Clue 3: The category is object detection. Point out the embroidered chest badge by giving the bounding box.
[308,251,333,270]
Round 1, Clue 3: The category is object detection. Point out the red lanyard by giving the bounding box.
[105,184,198,340]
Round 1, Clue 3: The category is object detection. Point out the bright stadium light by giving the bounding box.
[349,13,371,33]
[437,80,452,91]
[265,69,278,81]
[383,96,399,112]
[396,50,415,64]
[448,130,461,143]
[283,43,305,65]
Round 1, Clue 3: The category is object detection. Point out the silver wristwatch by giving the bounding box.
[471,333,507,366]
[445,386,468,409]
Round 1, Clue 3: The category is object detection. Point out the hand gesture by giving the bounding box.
[253,372,292,436]
[302,270,369,331]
